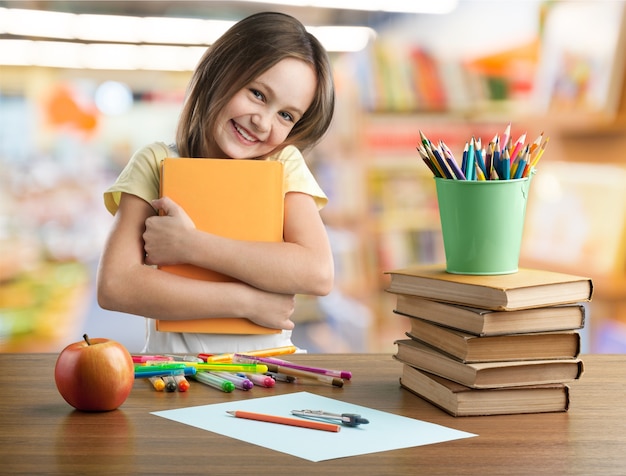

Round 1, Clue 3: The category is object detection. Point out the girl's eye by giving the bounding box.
[279,111,294,123]
[251,89,264,101]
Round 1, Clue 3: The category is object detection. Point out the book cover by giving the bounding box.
[156,158,284,334]
[386,264,593,311]
[399,365,570,417]
[394,339,584,389]
[393,295,586,336]
[405,318,581,363]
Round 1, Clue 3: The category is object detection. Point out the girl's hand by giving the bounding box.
[143,197,195,266]
[244,288,296,330]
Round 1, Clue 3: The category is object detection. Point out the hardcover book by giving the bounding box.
[156,158,284,334]
[386,265,593,311]
[400,365,570,417]
[394,295,586,336]
[405,317,581,363]
[394,339,584,389]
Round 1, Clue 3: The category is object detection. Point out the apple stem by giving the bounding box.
[83,334,92,346]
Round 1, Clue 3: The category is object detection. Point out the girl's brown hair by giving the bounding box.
[176,11,335,158]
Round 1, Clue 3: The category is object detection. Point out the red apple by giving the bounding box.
[54,334,134,412]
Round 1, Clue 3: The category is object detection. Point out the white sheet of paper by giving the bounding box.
[151,391,476,462]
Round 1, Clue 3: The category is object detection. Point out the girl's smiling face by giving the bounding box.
[209,57,317,159]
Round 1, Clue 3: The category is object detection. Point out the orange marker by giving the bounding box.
[173,374,190,392]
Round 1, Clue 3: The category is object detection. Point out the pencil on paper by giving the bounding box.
[226,410,341,432]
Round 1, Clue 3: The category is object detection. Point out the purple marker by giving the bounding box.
[233,354,352,380]
[209,372,253,390]
[238,372,275,388]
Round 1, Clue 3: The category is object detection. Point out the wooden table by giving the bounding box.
[1,353,625,475]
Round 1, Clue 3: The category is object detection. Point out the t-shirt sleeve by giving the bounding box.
[276,146,328,210]
[103,142,171,215]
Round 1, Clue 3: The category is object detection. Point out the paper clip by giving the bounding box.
[290,409,369,427]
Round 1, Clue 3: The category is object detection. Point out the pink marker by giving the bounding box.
[233,354,352,380]
[132,355,173,363]
[240,373,275,388]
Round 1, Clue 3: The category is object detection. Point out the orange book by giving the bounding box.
[156,158,284,334]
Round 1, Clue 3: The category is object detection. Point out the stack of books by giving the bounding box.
[386,265,593,417]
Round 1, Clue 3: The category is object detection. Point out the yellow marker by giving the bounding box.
[145,361,269,373]
[148,376,165,391]
[204,345,297,363]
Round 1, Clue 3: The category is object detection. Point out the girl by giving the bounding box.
[97,12,335,353]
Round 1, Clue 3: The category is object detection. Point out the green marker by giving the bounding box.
[134,363,187,372]
[193,371,235,393]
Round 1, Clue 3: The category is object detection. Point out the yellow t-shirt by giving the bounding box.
[104,142,327,216]
[102,142,328,354]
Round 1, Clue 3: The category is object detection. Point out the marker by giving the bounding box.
[148,376,165,391]
[203,345,297,363]
[226,410,340,433]
[165,354,204,363]
[234,354,352,380]
[197,353,214,362]
[280,366,342,386]
[134,363,187,372]
[265,364,343,387]
[192,372,235,393]
[134,367,197,379]
[132,355,173,363]
[192,363,268,373]
[143,361,268,373]
[265,372,296,383]
[161,375,177,392]
[239,373,275,388]
[173,374,190,392]
[210,372,253,390]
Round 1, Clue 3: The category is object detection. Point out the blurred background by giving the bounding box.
[2,0,626,354]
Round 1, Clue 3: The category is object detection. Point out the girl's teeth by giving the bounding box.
[235,123,255,141]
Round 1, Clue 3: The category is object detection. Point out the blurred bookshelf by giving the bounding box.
[2,1,626,353]
[320,1,626,353]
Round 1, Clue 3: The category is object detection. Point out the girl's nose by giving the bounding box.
[251,111,270,133]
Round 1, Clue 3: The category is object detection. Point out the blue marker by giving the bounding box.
[134,367,196,379]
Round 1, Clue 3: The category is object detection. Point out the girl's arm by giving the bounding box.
[96,192,296,330]
[143,191,334,296]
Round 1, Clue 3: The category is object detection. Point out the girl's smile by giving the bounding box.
[231,120,260,144]
[210,57,317,159]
